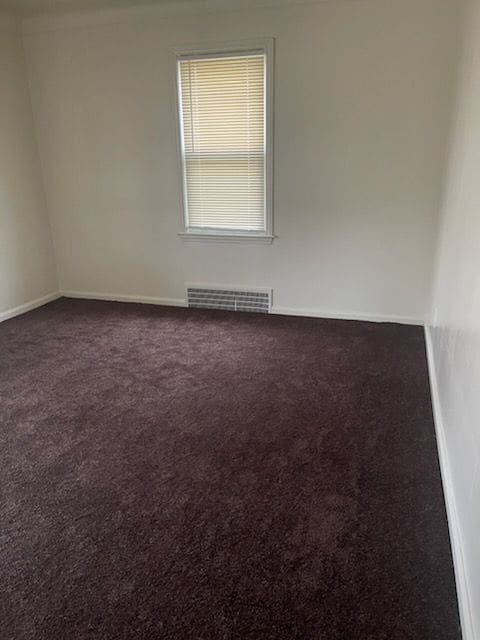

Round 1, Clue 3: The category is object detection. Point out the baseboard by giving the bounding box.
[425,326,476,640]
[0,291,60,323]
[271,305,421,326]
[60,292,421,325]
[61,290,187,308]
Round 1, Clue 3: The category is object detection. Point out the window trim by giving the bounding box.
[174,38,275,242]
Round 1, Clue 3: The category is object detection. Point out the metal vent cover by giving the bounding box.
[187,286,271,314]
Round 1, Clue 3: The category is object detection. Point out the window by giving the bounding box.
[176,41,273,241]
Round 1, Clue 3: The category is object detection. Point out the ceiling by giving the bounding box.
[0,0,197,16]
[0,0,327,20]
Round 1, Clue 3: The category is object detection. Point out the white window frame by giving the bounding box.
[174,38,275,244]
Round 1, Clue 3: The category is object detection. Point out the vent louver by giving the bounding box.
[187,286,271,314]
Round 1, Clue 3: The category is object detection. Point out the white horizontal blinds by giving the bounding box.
[179,52,266,231]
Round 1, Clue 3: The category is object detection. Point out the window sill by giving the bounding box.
[178,231,275,244]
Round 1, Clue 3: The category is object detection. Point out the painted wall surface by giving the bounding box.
[23,0,462,322]
[0,14,57,315]
[428,0,480,635]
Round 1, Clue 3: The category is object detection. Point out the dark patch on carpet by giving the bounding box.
[0,298,460,639]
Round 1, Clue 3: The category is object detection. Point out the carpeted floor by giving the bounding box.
[0,298,460,639]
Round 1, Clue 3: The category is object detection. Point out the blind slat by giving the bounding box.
[178,53,266,232]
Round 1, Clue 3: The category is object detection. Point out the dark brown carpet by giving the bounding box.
[0,298,460,639]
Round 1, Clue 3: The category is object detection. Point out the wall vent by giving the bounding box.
[187,286,271,314]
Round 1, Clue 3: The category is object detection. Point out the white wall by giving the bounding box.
[427,0,480,636]
[0,13,57,317]
[23,0,463,323]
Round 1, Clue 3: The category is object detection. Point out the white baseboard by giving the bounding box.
[425,326,476,640]
[271,305,421,326]
[61,290,187,308]
[60,291,421,325]
[0,291,60,323]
